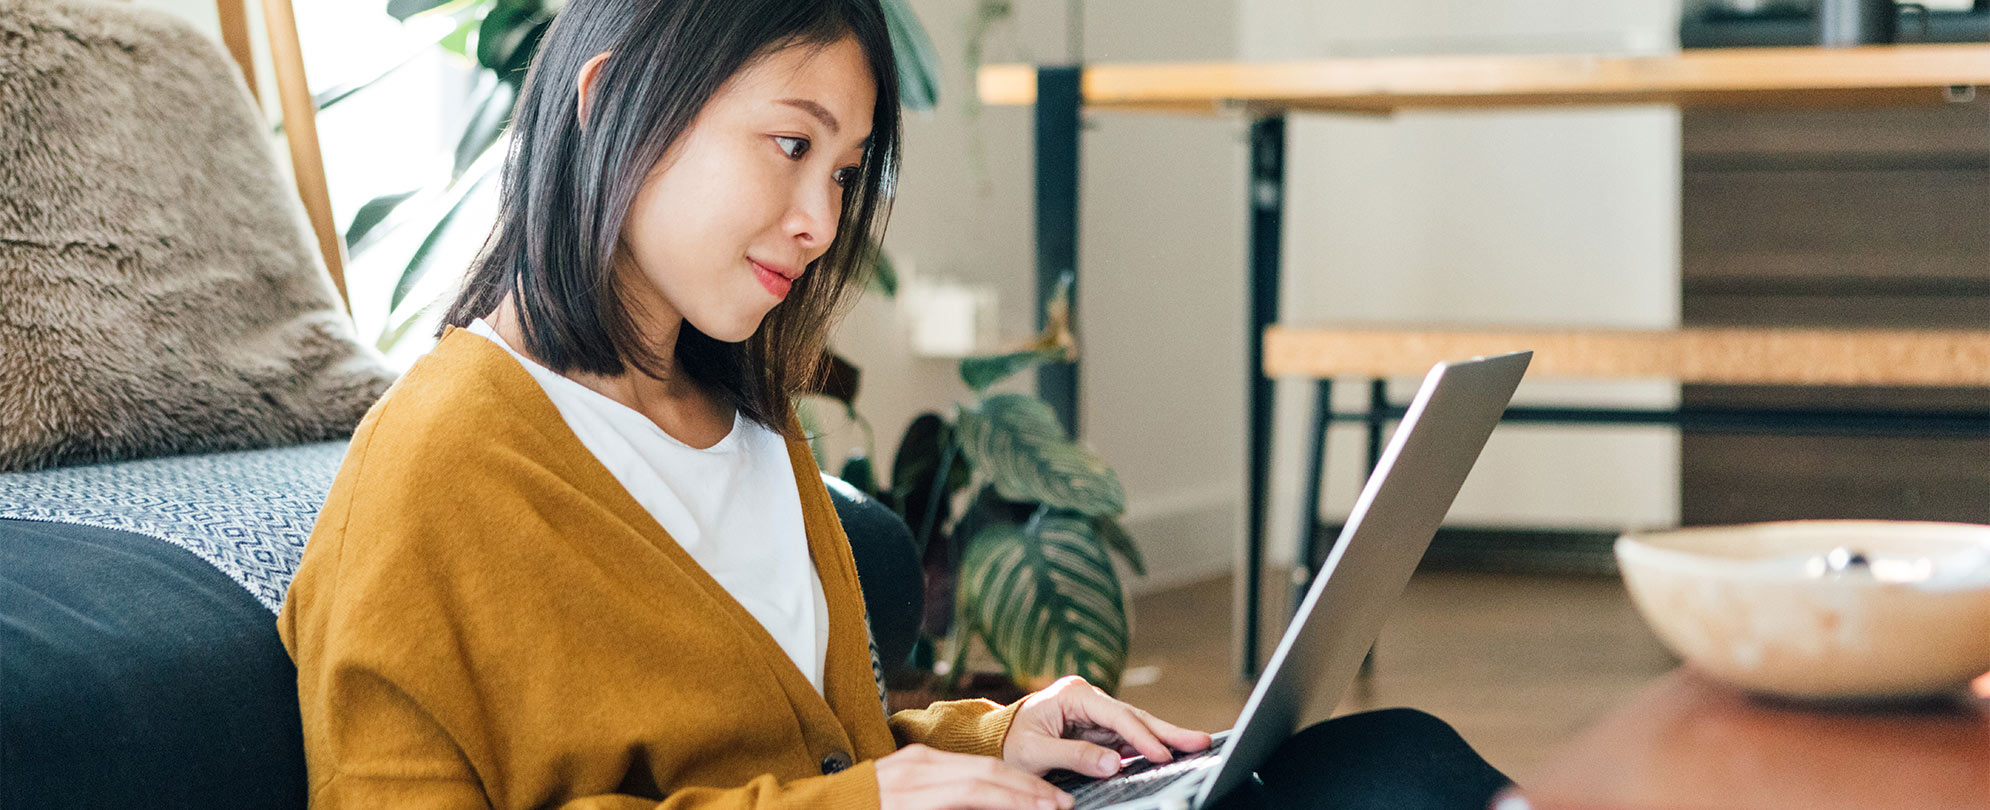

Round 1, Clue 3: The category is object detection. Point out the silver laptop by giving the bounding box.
[1049,350,1531,810]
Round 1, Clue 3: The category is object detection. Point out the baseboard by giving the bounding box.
[1313,524,1623,577]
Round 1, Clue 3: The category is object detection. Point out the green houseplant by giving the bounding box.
[836,278,1146,696]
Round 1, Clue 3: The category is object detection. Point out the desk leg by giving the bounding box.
[1292,379,1333,617]
[1361,378,1387,677]
[1034,65,1082,436]
[1367,379,1388,476]
[1241,114,1286,681]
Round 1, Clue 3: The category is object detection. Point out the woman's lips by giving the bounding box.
[751,260,793,298]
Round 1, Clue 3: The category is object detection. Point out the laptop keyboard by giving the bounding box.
[1046,735,1230,810]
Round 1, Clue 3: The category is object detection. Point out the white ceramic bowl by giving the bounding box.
[1616,520,1990,700]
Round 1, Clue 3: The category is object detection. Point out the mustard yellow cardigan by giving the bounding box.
[278,328,1018,809]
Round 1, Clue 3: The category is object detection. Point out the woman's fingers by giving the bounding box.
[1002,675,1217,782]
[1075,689,1176,763]
[1029,736,1127,779]
[1130,706,1214,754]
[878,744,1073,810]
[901,785,1058,810]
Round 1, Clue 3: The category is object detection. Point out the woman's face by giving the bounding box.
[613,36,876,345]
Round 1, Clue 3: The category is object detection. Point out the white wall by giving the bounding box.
[1073,1,1249,592]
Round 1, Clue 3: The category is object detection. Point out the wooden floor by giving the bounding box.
[1113,570,1679,785]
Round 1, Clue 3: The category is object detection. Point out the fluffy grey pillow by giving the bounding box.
[0,0,395,472]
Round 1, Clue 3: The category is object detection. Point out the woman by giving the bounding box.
[279,0,1511,808]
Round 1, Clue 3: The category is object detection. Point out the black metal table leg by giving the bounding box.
[1366,378,1388,477]
[1034,66,1082,437]
[1292,378,1333,616]
[1360,378,1387,678]
[1241,115,1286,681]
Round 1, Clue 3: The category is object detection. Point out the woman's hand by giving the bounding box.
[1001,675,1214,779]
[876,744,1075,810]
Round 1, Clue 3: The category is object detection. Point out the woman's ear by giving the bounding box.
[577,51,612,129]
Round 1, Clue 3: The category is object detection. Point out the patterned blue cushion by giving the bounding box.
[0,441,344,612]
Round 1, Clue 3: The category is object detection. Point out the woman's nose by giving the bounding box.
[785,184,839,253]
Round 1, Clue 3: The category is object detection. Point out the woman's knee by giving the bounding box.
[1252,708,1511,810]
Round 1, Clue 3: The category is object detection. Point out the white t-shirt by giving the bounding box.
[465,318,830,693]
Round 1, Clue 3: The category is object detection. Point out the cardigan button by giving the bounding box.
[820,750,853,775]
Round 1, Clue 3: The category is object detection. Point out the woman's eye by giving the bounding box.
[774,136,810,159]
[832,166,859,188]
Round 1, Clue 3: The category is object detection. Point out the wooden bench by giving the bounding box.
[1264,325,1990,610]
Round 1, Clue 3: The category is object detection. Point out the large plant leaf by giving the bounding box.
[454,76,517,181]
[955,272,1076,391]
[374,296,442,353]
[921,535,957,638]
[899,414,967,638]
[498,17,553,80]
[838,455,880,500]
[476,0,551,73]
[956,394,1124,517]
[387,0,453,21]
[803,350,860,409]
[344,189,419,250]
[952,485,1032,556]
[1092,516,1145,577]
[889,413,946,502]
[879,0,941,111]
[438,14,479,57]
[313,43,439,114]
[959,347,1064,394]
[930,486,1028,642]
[390,165,499,310]
[889,414,969,553]
[1031,270,1078,357]
[958,508,1128,691]
[866,239,899,298]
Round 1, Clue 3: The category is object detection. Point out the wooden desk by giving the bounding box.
[1510,669,1990,810]
[981,45,1990,114]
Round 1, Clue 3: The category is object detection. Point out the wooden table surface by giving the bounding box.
[979,44,1990,114]
[1507,669,1990,810]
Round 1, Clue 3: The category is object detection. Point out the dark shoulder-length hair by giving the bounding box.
[443,0,900,436]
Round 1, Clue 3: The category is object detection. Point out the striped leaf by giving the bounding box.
[955,395,1124,517]
[958,509,1128,691]
[959,347,1065,394]
[879,0,942,111]
[1092,516,1145,577]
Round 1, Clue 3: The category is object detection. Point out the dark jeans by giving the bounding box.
[1206,708,1513,810]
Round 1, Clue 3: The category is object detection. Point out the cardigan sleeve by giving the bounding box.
[886,698,1025,758]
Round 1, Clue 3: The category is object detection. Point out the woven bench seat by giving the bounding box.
[1264,326,1990,387]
